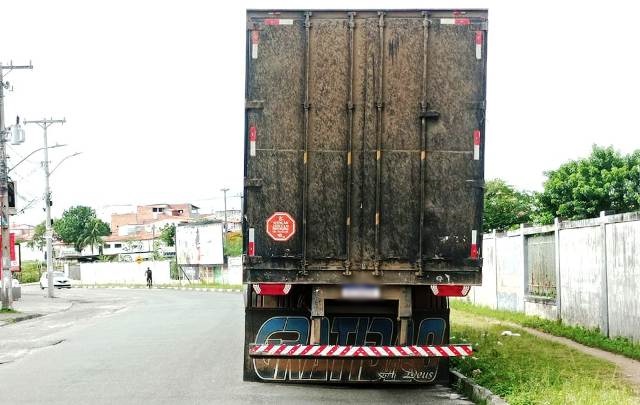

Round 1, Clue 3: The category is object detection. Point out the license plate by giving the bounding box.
[341,284,380,299]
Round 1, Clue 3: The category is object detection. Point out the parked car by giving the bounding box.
[39,271,71,289]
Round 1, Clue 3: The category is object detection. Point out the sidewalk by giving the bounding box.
[0,287,73,327]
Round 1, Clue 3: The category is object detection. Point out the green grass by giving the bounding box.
[451,300,640,361]
[450,309,639,405]
[0,308,18,314]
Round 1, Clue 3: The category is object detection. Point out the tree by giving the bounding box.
[159,224,176,247]
[82,217,111,254]
[53,206,111,253]
[27,222,48,250]
[534,146,640,223]
[483,179,534,232]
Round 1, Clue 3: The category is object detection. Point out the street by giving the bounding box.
[0,286,471,405]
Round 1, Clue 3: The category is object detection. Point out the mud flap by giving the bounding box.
[243,306,451,384]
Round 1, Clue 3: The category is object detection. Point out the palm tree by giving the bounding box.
[82,218,111,255]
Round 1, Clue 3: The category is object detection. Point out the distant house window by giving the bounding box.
[104,244,110,249]
[152,207,165,213]
[114,243,122,248]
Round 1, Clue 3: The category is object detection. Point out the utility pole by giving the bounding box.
[23,118,66,298]
[0,61,32,310]
[220,188,229,257]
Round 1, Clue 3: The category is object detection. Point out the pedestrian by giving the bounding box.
[145,267,153,288]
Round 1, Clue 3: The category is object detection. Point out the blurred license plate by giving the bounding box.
[341,285,380,299]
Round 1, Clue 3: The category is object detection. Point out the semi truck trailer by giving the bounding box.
[243,9,488,384]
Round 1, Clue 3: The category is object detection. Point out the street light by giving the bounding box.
[9,144,67,172]
[50,152,81,176]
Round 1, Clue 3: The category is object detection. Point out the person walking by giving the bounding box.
[145,267,153,288]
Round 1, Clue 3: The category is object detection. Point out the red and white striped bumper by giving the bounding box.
[249,344,472,358]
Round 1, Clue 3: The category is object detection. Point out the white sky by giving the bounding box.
[2,0,639,225]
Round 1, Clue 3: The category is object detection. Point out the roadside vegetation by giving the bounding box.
[450,308,639,404]
[485,145,640,231]
[451,300,640,361]
[18,260,43,283]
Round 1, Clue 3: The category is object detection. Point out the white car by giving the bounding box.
[40,271,71,289]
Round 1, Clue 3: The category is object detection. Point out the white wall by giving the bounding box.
[79,261,171,284]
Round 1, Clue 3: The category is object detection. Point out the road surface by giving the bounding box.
[0,286,471,404]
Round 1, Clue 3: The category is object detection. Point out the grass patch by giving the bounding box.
[0,308,18,314]
[450,309,639,405]
[451,300,640,361]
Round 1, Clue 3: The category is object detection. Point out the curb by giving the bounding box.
[74,285,242,293]
[0,313,43,327]
[450,370,508,405]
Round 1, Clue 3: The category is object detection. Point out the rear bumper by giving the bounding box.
[244,268,482,285]
[249,344,472,358]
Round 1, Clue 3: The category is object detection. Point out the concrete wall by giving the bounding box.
[474,211,640,342]
[606,220,640,340]
[559,227,604,330]
[79,261,171,284]
[496,234,525,312]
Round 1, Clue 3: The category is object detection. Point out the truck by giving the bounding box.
[243,9,487,384]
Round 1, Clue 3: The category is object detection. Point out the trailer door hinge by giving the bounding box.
[245,99,265,110]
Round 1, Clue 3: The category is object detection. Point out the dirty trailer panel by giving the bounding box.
[244,10,487,285]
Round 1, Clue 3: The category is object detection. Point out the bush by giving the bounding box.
[19,261,44,283]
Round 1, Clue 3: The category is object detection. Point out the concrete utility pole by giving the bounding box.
[23,118,66,299]
[220,188,229,259]
[0,61,32,310]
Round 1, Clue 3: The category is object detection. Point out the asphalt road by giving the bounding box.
[0,286,471,404]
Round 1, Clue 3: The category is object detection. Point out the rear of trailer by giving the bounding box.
[243,9,488,383]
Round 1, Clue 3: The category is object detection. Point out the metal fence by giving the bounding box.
[468,211,640,342]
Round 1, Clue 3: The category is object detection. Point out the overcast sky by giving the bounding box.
[2,0,639,225]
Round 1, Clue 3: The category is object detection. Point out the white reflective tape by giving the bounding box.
[250,141,256,156]
[442,346,456,357]
[306,345,321,356]
[249,228,255,243]
[388,347,402,356]
[332,346,346,356]
[281,345,295,355]
[476,44,482,60]
[376,347,389,356]
[267,345,282,355]
[440,18,456,24]
[346,346,359,356]
[252,43,258,59]
[472,230,478,244]
[279,19,294,25]
[415,346,429,357]
[293,345,307,355]
[254,344,268,353]
[362,346,376,356]
[428,346,443,356]
[474,144,480,160]
[320,346,334,356]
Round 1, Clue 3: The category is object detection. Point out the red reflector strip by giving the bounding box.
[471,229,478,259]
[475,31,483,60]
[473,129,481,160]
[251,31,259,59]
[430,285,472,297]
[264,18,294,25]
[249,125,257,156]
[249,344,472,358]
[440,18,471,25]
[253,283,291,296]
[248,228,255,256]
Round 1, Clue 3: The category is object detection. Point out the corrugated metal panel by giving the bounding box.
[244,10,487,283]
[525,233,556,297]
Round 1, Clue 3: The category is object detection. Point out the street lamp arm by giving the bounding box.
[8,143,67,172]
[49,152,81,176]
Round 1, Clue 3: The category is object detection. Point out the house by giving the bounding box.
[201,209,242,232]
